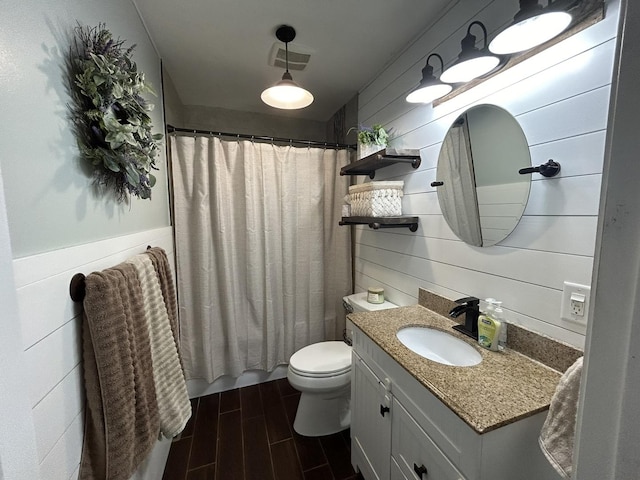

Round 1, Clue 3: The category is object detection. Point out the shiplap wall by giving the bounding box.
[13,227,174,479]
[476,183,529,245]
[355,0,620,348]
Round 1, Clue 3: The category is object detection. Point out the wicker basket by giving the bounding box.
[348,181,404,217]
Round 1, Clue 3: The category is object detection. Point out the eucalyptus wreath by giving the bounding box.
[68,23,162,201]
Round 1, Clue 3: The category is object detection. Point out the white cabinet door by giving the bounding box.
[392,399,466,480]
[352,352,392,480]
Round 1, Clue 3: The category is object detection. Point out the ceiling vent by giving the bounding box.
[268,42,312,71]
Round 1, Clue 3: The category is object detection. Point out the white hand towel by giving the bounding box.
[539,356,584,479]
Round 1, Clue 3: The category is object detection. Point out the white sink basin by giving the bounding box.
[396,326,482,367]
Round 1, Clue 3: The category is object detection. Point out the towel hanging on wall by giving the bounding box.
[79,247,190,480]
[127,253,191,439]
[539,356,584,479]
[80,263,160,480]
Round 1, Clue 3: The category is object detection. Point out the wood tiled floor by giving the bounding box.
[162,378,362,480]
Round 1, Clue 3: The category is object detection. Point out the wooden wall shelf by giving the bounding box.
[340,148,421,179]
[339,216,419,232]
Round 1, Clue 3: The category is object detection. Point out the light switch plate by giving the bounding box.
[561,281,591,326]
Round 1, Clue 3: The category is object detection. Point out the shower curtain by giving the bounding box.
[170,135,352,382]
[439,119,483,246]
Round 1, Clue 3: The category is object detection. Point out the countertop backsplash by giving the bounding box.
[418,288,583,373]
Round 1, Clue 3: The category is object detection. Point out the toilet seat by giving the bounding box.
[289,341,352,378]
[289,364,351,378]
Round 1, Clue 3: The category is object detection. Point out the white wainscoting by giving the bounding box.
[353,0,621,348]
[13,226,174,479]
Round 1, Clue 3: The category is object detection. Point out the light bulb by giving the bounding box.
[406,84,452,104]
[440,56,501,84]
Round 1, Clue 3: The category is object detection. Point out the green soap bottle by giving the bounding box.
[477,299,501,351]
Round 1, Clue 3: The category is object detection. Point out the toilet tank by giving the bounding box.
[343,292,398,313]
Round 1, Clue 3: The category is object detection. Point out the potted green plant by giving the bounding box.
[348,124,390,159]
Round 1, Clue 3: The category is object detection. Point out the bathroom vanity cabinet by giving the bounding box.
[349,320,558,480]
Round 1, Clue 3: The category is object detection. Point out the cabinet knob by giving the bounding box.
[383,377,392,392]
[413,463,428,478]
[379,404,390,416]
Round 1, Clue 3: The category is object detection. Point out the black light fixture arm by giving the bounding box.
[426,53,445,74]
[519,159,561,177]
[467,20,489,49]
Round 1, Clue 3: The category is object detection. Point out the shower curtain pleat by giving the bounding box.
[170,135,352,383]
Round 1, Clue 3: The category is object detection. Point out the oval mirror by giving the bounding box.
[435,105,531,247]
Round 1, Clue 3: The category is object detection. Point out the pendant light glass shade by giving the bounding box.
[440,21,501,84]
[261,72,314,109]
[406,53,452,104]
[489,0,573,54]
[261,25,313,110]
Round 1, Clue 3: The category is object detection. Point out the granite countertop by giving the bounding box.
[347,304,562,434]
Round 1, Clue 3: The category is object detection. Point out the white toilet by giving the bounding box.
[287,292,398,437]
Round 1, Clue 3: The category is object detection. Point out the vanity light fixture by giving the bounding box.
[405,53,452,104]
[261,25,314,110]
[489,0,575,55]
[440,21,501,84]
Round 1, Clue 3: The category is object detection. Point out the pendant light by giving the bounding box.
[405,54,452,104]
[261,25,314,110]
[489,0,574,55]
[440,21,501,84]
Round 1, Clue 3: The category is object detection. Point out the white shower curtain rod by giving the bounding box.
[167,125,357,150]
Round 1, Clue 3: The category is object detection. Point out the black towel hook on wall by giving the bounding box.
[519,159,561,178]
[69,245,154,303]
[69,273,86,302]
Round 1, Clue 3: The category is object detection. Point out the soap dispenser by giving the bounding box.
[492,300,507,351]
[477,299,501,351]
[484,298,507,350]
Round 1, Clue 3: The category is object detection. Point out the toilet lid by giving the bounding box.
[289,341,352,377]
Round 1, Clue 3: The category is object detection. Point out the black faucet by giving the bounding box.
[449,297,480,340]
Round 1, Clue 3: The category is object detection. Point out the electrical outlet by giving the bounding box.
[561,282,590,326]
[570,292,586,316]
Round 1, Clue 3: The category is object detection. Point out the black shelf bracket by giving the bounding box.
[339,216,419,232]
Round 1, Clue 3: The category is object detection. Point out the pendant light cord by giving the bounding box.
[285,41,290,73]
